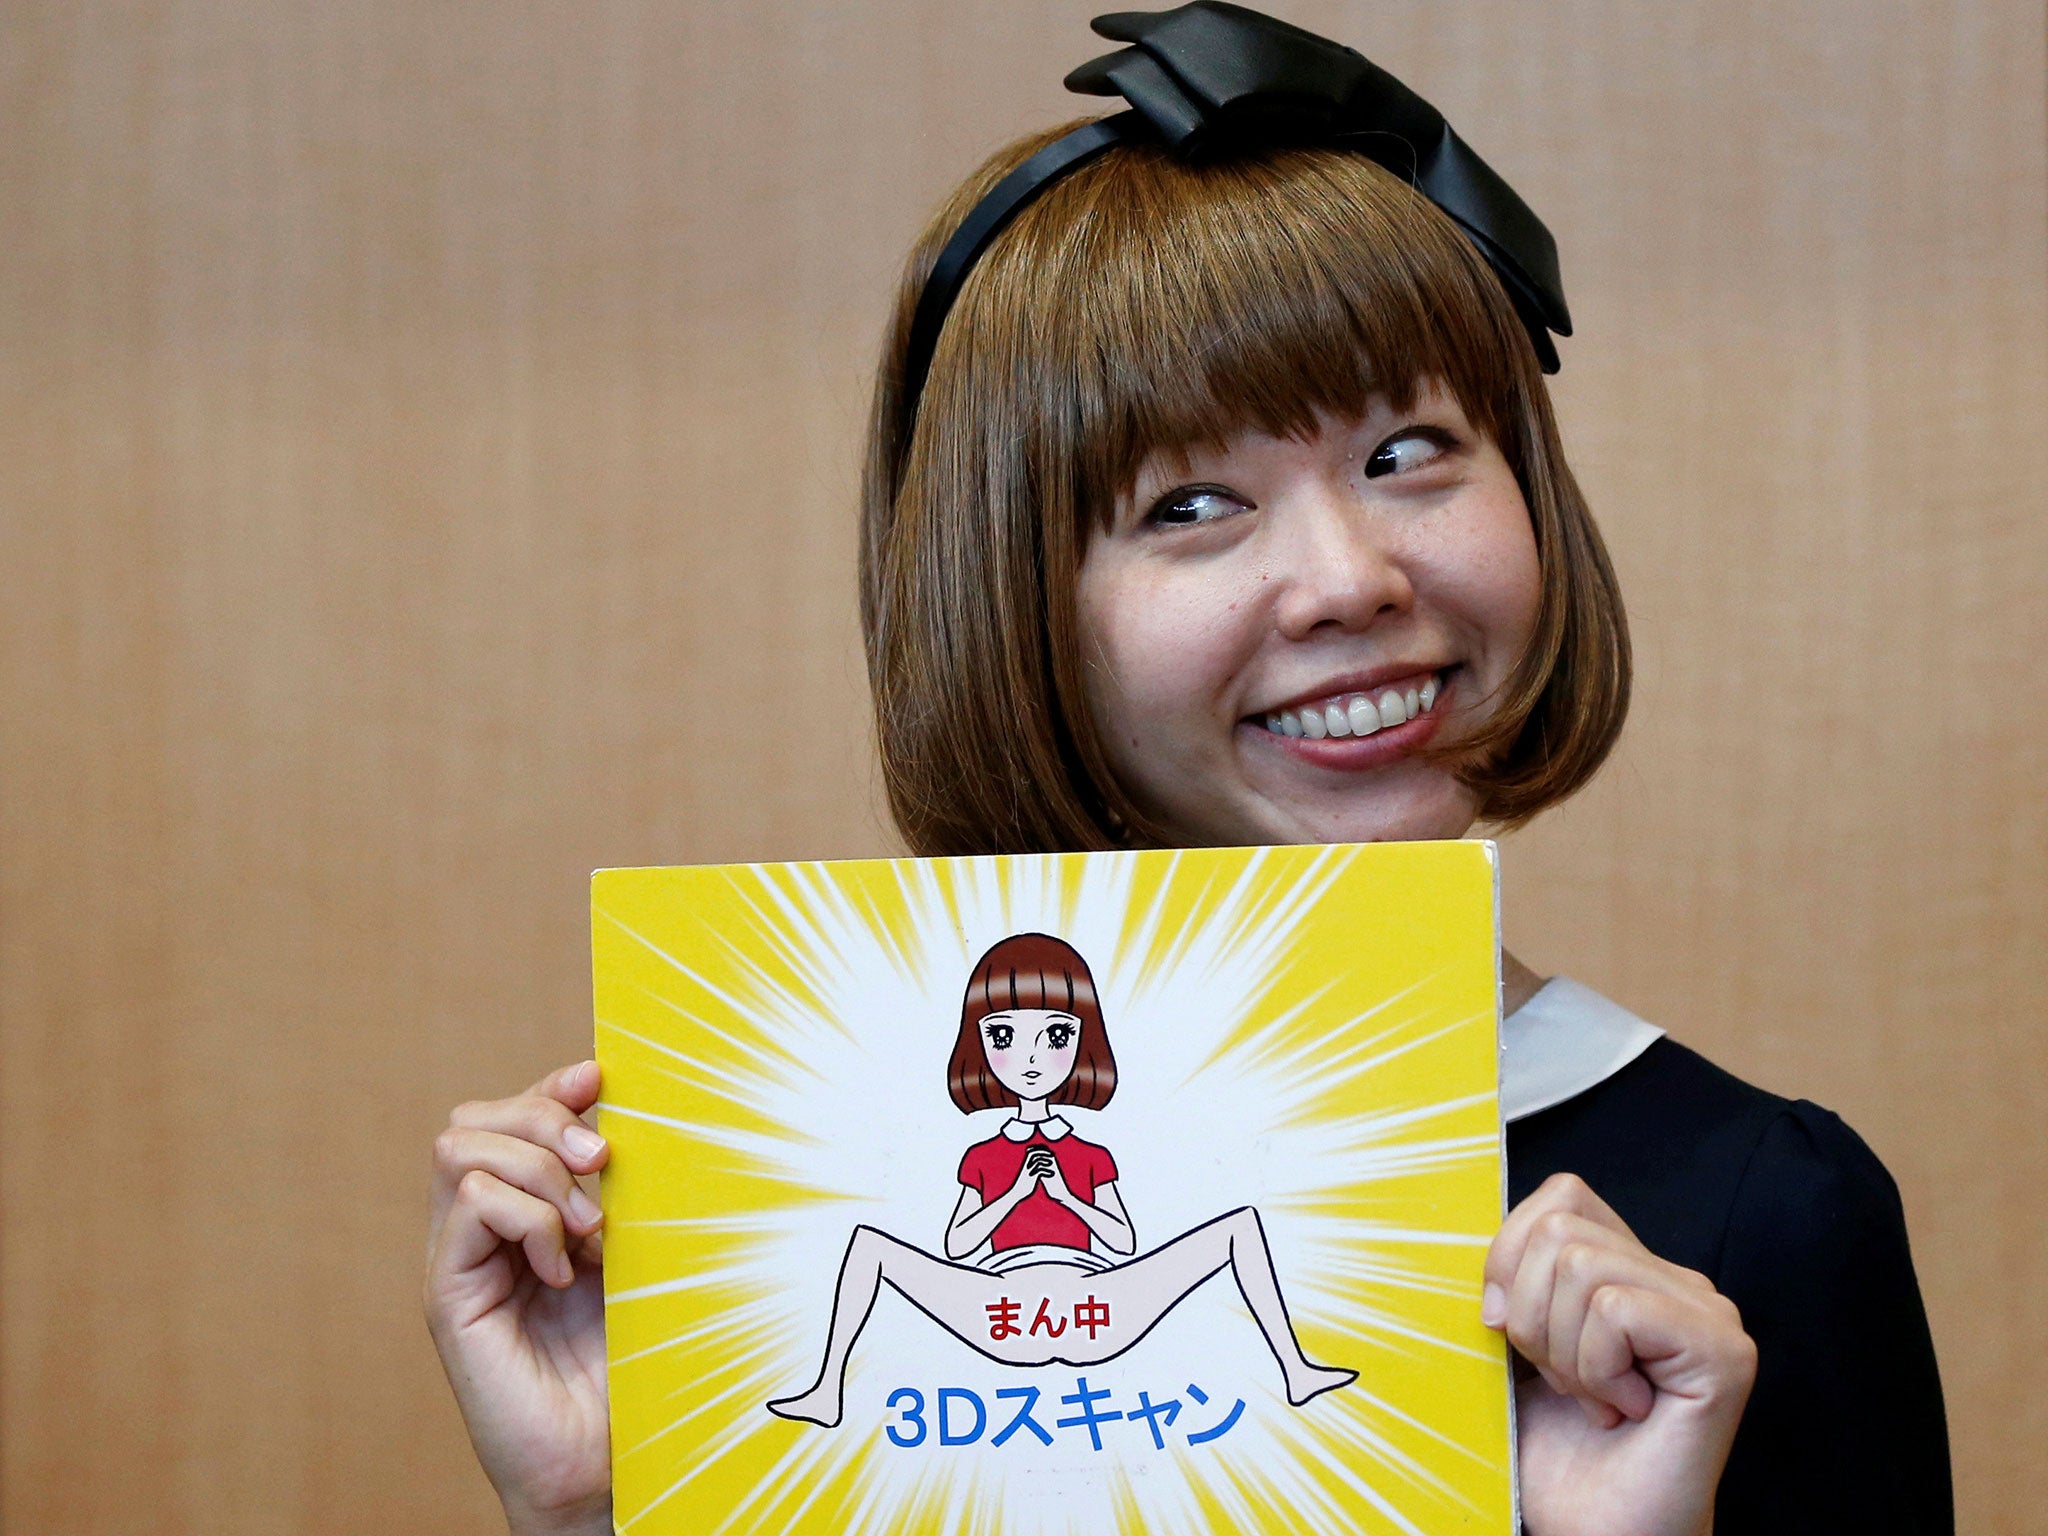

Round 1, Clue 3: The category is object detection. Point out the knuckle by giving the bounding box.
[448,1099,488,1129]
[1541,1171,1592,1205]
[1729,1329,1759,1376]
[1555,1241,1596,1282]
[455,1168,497,1205]
[1533,1210,1579,1246]
[432,1128,467,1169]
[1588,1284,1630,1326]
[522,1097,574,1141]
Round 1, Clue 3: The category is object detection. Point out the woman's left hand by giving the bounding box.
[1033,1150,1076,1206]
[1485,1173,1756,1536]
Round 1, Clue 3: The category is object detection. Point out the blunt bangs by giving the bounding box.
[944,138,1532,523]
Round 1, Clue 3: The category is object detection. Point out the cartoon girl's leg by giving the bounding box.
[766,1225,895,1428]
[1084,1207,1355,1406]
[767,1226,1036,1427]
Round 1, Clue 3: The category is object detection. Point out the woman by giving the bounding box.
[763,930,1356,1429]
[424,7,1950,1534]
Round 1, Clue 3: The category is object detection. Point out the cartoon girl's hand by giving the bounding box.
[1033,1150,1076,1206]
[1486,1173,1755,1536]
[425,1061,613,1536]
[1006,1153,1049,1202]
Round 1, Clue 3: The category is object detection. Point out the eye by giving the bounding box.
[1364,428,1455,479]
[1045,1021,1074,1050]
[984,1023,1013,1051]
[1144,483,1254,527]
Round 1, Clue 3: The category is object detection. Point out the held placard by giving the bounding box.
[594,841,1512,1535]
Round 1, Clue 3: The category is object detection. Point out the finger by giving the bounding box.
[1578,1286,1681,1422]
[1581,1283,1757,1414]
[1545,1241,1678,1414]
[1484,1172,1634,1319]
[1501,1208,1612,1364]
[432,1126,603,1238]
[445,1072,608,1175]
[436,1168,576,1289]
[524,1057,602,1113]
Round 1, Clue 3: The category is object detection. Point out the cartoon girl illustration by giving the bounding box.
[766,932,1355,1429]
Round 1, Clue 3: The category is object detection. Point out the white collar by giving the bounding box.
[1501,976,1664,1123]
[1000,1114,1073,1142]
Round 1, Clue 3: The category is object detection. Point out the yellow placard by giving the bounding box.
[595,841,1512,1535]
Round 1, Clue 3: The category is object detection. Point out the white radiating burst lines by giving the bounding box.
[595,847,1504,1535]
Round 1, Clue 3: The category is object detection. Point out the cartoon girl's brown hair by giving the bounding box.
[861,125,1630,854]
[947,932,1116,1114]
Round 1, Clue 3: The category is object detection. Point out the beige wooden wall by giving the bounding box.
[3,1,2042,1531]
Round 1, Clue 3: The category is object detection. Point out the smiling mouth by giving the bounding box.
[1257,669,1449,740]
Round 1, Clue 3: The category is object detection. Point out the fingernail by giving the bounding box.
[564,1125,606,1161]
[568,1187,601,1228]
[1480,1282,1506,1327]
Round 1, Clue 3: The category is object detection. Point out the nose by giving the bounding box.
[1266,482,1414,641]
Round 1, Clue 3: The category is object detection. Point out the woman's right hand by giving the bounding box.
[1009,1149,1053,1200]
[1486,1173,1755,1536]
[426,1060,612,1536]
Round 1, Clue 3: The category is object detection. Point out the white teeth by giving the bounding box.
[1261,671,1444,738]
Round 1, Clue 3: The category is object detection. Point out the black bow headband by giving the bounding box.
[901,1,1572,428]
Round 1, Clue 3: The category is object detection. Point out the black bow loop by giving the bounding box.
[1067,4,1366,152]
[1065,1,1570,361]
[1066,48,1208,148]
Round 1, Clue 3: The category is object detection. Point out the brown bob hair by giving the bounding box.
[947,932,1116,1114]
[861,121,1631,857]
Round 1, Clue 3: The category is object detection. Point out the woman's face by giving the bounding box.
[978,1008,1081,1102]
[1076,384,1541,847]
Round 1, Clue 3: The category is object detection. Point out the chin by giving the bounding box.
[1149,779,1475,849]
[1262,766,1480,846]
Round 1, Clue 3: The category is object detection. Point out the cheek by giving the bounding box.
[1422,486,1542,660]
[1077,555,1260,733]
[1487,516,1543,652]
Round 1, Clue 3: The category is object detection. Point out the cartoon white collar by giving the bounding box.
[1000,1115,1073,1142]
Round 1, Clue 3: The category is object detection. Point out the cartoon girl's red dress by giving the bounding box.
[956,1114,1118,1273]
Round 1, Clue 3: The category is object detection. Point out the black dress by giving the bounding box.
[1506,1038,1952,1535]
